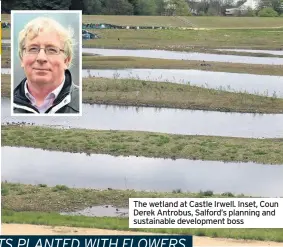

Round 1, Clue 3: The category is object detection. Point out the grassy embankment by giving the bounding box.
[2,183,283,242]
[2,125,283,164]
[1,182,247,212]
[82,55,283,75]
[2,74,283,113]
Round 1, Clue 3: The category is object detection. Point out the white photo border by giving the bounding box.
[10,10,82,117]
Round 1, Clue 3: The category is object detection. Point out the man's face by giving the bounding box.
[21,30,70,86]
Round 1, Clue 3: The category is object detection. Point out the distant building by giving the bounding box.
[226,0,259,15]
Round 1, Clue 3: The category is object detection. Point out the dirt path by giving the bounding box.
[2,224,283,246]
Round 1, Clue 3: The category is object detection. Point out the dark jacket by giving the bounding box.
[13,69,80,114]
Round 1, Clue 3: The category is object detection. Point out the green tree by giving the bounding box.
[44,0,72,9]
[136,0,157,15]
[2,0,17,13]
[206,0,222,15]
[189,0,209,15]
[155,0,167,15]
[258,0,283,13]
[128,0,139,14]
[271,0,283,14]
[83,0,102,14]
[165,0,190,15]
[258,0,272,9]
[174,0,190,15]
[234,7,256,16]
[102,0,134,14]
[207,6,218,15]
[18,0,34,9]
[70,0,84,11]
[243,7,257,16]
[8,0,72,10]
[258,6,279,16]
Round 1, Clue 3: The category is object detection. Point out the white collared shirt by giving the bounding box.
[24,76,65,113]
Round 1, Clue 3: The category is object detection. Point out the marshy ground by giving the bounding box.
[1,14,283,242]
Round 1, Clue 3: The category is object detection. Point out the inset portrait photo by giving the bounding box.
[11,10,82,115]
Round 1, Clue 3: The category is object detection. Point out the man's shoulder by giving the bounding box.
[13,78,27,99]
[72,83,80,92]
[67,83,80,113]
[70,83,80,101]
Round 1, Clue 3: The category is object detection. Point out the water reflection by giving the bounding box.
[82,48,283,65]
[82,69,283,98]
[1,68,11,74]
[3,38,283,64]
[2,97,283,138]
[2,146,283,197]
[3,68,283,97]
[61,206,129,217]
[2,40,11,44]
[216,49,283,56]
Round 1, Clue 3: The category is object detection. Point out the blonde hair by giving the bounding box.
[18,16,75,68]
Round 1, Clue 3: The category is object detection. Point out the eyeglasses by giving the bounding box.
[23,45,65,55]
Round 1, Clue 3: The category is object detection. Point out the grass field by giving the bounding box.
[2,21,283,50]
[2,126,283,164]
[2,183,283,242]
[3,74,283,113]
[2,14,283,28]
[82,29,283,50]
[82,16,283,28]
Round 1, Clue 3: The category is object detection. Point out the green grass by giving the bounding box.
[2,126,283,164]
[81,77,283,113]
[1,182,240,212]
[3,210,283,242]
[81,56,283,75]
[81,29,283,50]
[81,16,283,29]
[2,183,283,242]
[3,75,283,113]
[2,25,283,50]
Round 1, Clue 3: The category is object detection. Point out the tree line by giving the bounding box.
[2,0,190,15]
[1,0,283,16]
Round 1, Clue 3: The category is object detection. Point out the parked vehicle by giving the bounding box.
[82,29,100,39]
